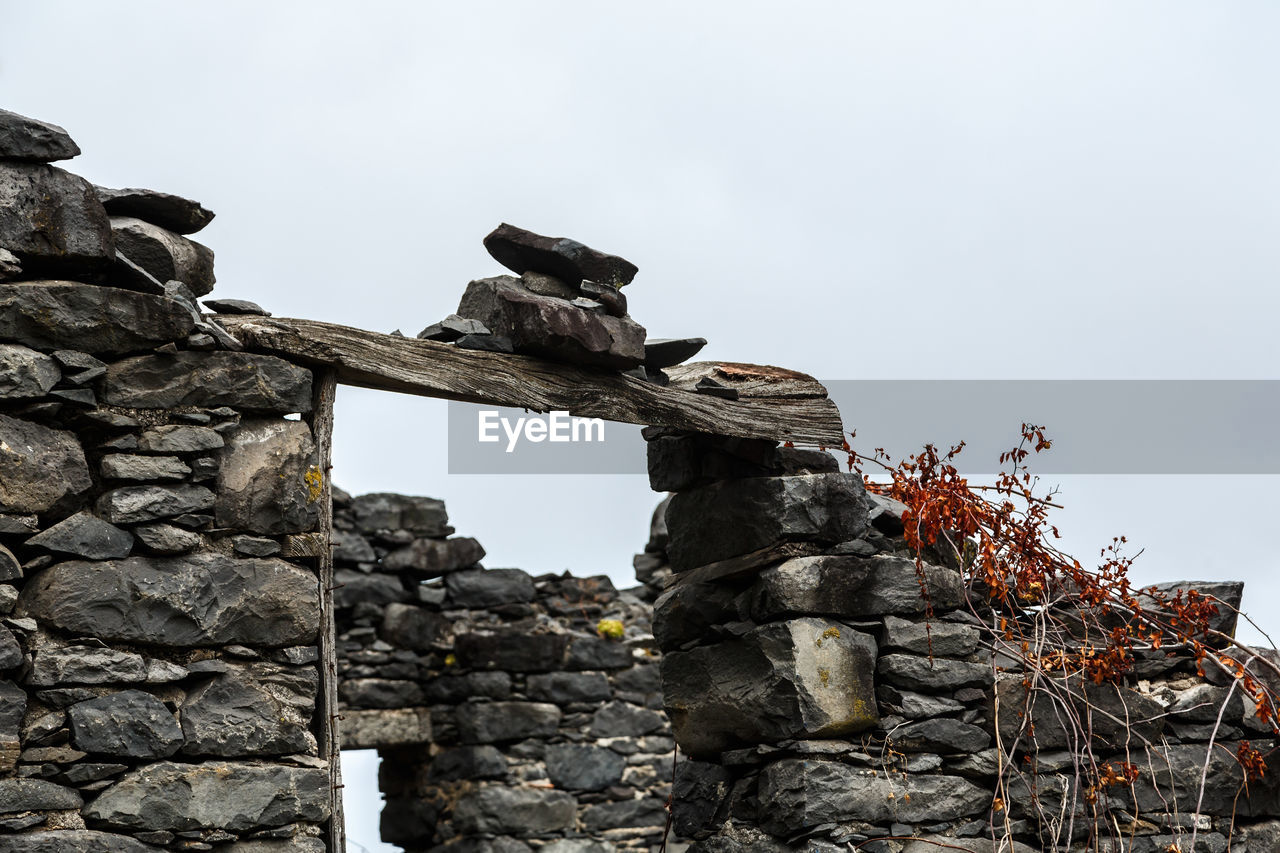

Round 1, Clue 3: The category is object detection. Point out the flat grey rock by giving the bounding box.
[544,743,625,791]
[643,336,707,368]
[96,186,215,234]
[132,523,201,555]
[18,553,319,647]
[3,830,167,852]
[179,663,316,757]
[0,344,59,398]
[28,644,146,686]
[100,454,191,481]
[26,511,133,559]
[350,492,449,535]
[136,424,225,453]
[216,418,320,535]
[0,282,194,353]
[417,313,489,341]
[456,701,561,744]
[0,108,81,161]
[202,297,268,315]
[96,483,215,524]
[68,689,182,758]
[484,222,638,288]
[0,413,90,513]
[103,351,312,413]
[0,778,83,812]
[109,216,215,296]
[383,536,485,576]
[445,568,535,608]
[452,785,576,835]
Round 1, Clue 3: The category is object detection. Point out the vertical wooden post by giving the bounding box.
[310,370,345,852]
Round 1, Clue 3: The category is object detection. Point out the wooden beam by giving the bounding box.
[217,316,845,446]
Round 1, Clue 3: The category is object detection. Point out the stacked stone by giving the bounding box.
[0,108,330,850]
[648,431,1280,852]
[331,490,684,853]
[416,224,707,385]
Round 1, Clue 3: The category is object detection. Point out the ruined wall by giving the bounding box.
[646,430,1280,852]
[332,490,679,853]
[0,108,333,850]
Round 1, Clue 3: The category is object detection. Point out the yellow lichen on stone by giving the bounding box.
[596,619,625,640]
[304,465,324,503]
[444,653,457,667]
[819,668,830,687]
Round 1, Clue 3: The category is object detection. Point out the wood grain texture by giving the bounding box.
[217,315,845,446]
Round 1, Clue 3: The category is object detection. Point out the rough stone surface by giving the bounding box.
[0,778,83,811]
[453,631,568,673]
[453,785,577,834]
[0,679,23,771]
[0,344,60,397]
[383,536,485,576]
[545,744,626,791]
[179,664,316,756]
[28,644,146,686]
[662,618,878,757]
[0,108,81,161]
[2,830,168,852]
[880,614,981,656]
[877,654,992,692]
[216,419,320,535]
[68,689,183,758]
[132,522,201,554]
[26,511,133,559]
[137,425,225,453]
[995,675,1166,750]
[350,492,450,536]
[758,759,989,833]
[456,701,562,743]
[96,186,215,234]
[110,216,216,297]
[100,453,192,481]
[445,568,536,608]
[0,413,91,513]
[83,761,329,831]
[0,163,113,270]
[750,555,963,621]
[1141,580,1245,639]
[456,275,646,370]
[891,718,991,754]
[18,553,320,647]
[643,337,707,369]
[103,352,313,413]
[96,483,215,523]
[665,473,869,571]
[0,282,194,353]
[483,223,638,288]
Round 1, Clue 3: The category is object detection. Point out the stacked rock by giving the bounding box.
[331,490,684,853]
[417,224,708,385]
[648,431,1280,851]
[0,108,330,850]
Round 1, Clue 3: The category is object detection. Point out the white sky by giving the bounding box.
[5,3,1279,850]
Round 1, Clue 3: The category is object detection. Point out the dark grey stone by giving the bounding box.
[0,108,80,161]
[877,654,992,692]
[565,635,634,670]
[0,344,59,398]
[526,671,611,704]
[672,760,732,837]
[519,270,577,299]
[427,745,507,782]
[994,675,1164,750]
[0,778,83,811]
[96,186,215,234]
[216,419,320,535]
[26,511,133,559]
[759,759,988,833]
[1140,580,1245,640]
[881,614,980,656]
[424,672,511,704]
[545,744,626,791]
[455,701,561,744]
[0,544,18,581]
[96,483,215,523]
[28,645,146,686]
[0,513,38,534]
[455,332,515,353]
[0,164,113,271]
[109,217,215,297]
[876,685,965,719]
[100,453,191,481]
[339,677,424,708]
[0,624,19,670]
[417,313,490,341]
[662,618,879,757]
[581,797,667,831]
[3,831,168,852]
[0,283,193,353]
[892,718,990,753]
[0,680,23,771]
[332,529,376,563]
[83,761,329,831]
[137,425,225,453]
[379,603,449,650]
[589,700,665,737]
[644,337,707,368]
[452,785,576,834]
[180,665,315,757]
[103,352,312,413]
[456,275,645,370]
[750,555,963,620]
[350,492,450,536]
[445,568,536,608]
[203,297,267,315]
[483,222,638,288]
[68,690,182,758]
[132,523,201,555]
[0,247,18,280]
[383,537,486,576]
[0,413,90,513]
[665,473,869,571]
[579,279,627,316]
[694,377,738,399]
[333,569,409,609]
[18,553,319,647]
[1169,682,1245,723]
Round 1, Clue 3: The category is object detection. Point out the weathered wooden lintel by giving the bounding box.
[218,316,845,446]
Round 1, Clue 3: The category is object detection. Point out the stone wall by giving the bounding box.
[332,490,681,853]
[647,429,1280,852]
[0,108,333,851]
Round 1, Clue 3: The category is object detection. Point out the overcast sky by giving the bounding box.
[5,3,1279,850]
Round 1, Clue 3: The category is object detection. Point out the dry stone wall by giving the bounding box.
[0,108,332,851]
[332,490,681,853]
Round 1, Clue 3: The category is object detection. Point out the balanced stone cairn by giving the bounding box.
[417,223,711,389]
